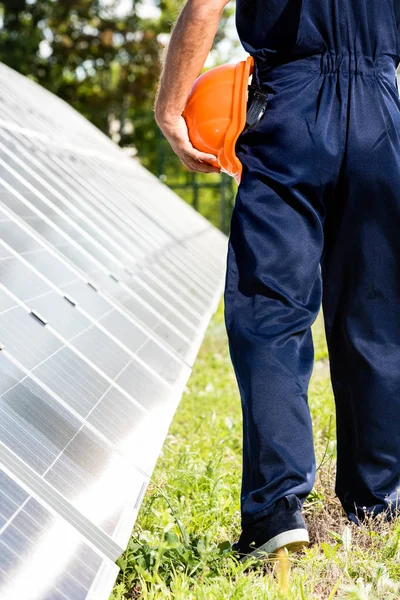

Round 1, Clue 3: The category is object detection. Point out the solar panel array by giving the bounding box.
[0,63,227,599]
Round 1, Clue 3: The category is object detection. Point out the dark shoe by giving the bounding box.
[232,494,310,561]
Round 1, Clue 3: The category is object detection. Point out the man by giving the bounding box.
[155,0,400,560]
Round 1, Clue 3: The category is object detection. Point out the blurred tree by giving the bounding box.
[0,0,49,76]
[0,0,163,133]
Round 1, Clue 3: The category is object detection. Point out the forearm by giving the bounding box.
[154,0,227,124]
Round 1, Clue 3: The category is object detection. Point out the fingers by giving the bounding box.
[188,147,218,164]
[172,142,219,173]
[180,154,221,173]
[173,139,217,163]
[157,115,221,174]
[174,142,220,173]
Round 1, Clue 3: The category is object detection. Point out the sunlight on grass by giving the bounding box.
[111,301,400,600]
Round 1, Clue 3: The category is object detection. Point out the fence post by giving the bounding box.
[192,172,199,211]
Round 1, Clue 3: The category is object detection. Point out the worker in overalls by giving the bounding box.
[155,0,400,559]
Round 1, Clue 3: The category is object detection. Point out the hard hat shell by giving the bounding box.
[182,56,254,184]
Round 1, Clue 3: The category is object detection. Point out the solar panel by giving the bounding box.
[0,465,119,600]
[0,62,227,597]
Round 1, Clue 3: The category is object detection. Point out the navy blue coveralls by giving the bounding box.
[226,0,400,527]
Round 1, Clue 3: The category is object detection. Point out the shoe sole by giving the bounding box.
[240,528,310,561]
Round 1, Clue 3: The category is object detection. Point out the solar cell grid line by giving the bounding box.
[0,118,116,164]
[151,253,221,301]
[123,273,205,327]
[155,227,226,273]
[0,66,117,151]
[18,146,156,261]
[0,343,161,482]
[0,151,132,272]
[1,245,220,444]
[43,159,163,257]
[0,239,177,391]
[131,235,223,298]
[123,177,226,246]
[0,342,182,555]
[162,258,223,303]
[0,204,193,371]
[153,251,218,301]
[0,233,186,380]
[0,202,206,360]
[91,155,209,227]
[169,239,224,289]
[0,149,216,324]
[128,239,216,307]
[82,155,205,233]
[0,161,211,334]
[0,285,188,473]
[136,266,208,315]
[157,239,222,287]
[0,441,126,560]
[184,227,228,265]
[138,239,223,297]
[0,132,160,265]
[43,147,175,241]
[139,265,217,315]
[0,86,79,148]
[86,158,206,240]
[0,75,54,128]
[0,181,197,354]
[0,132,225,300]
[0,67,114,147]
[0,352,149,555]
[0,90,55,140]
[0,465,120,600]
[180,225,227,261]
[59,158,184,252]
[138,224,226,279]
[0,283,170,414]
[118,281,200,337]
[102,270,199,346]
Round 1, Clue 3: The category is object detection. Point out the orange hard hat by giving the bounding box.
[182,55,268,184]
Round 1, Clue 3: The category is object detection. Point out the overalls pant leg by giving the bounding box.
[224,50,400,527]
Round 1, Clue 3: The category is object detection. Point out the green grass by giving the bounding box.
[111,301,400,600]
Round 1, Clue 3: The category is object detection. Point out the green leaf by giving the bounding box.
[327,530,343,544]
[299,580,308,600]
[218,540,232,552]
[164,531,180,547]
[321,542,338,559]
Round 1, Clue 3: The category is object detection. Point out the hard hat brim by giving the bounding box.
[223,55,254,184]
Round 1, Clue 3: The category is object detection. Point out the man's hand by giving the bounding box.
[154,0,230,175]
[156,114,221,174]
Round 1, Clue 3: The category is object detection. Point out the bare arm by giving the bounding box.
[154,0,231,174]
